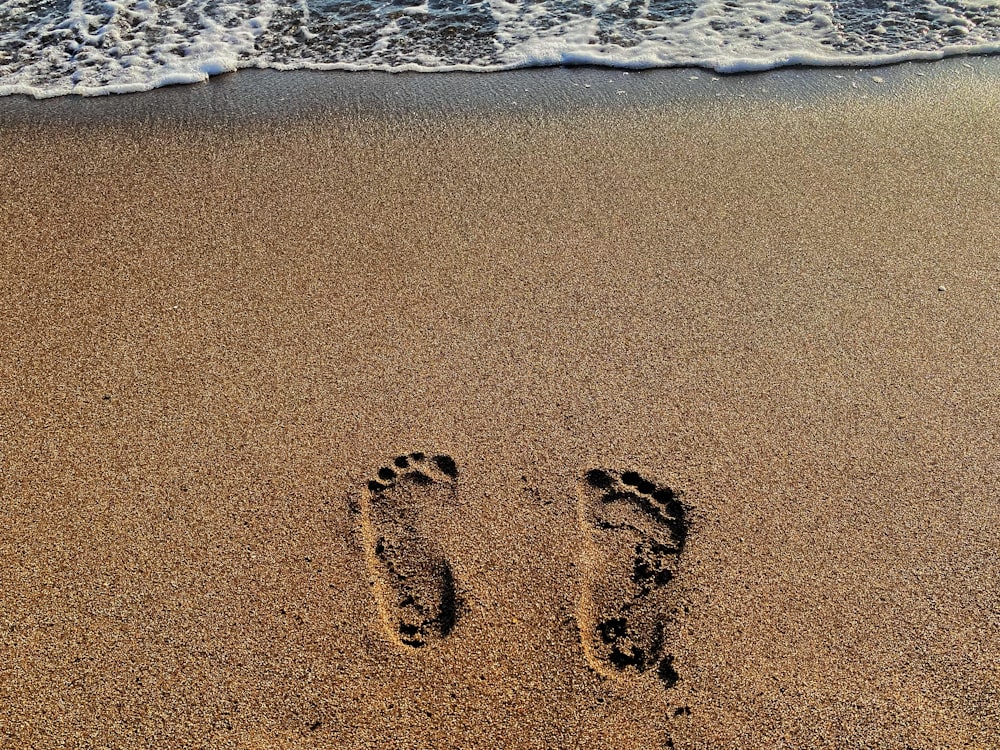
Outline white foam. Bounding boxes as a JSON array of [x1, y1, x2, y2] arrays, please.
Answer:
[[0, 0, 998, 97]]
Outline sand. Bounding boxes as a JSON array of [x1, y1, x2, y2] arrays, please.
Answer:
[[1, 59, 999, 748]]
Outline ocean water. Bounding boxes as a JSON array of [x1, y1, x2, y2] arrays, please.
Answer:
[[1, 0, 998, 97]]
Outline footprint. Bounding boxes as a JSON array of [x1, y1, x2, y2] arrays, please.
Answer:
[[577, 468, 689, 687], [358, 452, 461, 649]]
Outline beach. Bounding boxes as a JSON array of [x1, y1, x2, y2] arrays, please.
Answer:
[[1, 59, 999, 748]]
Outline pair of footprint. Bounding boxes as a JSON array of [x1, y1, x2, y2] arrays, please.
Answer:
[[357, 452, 689, 688]]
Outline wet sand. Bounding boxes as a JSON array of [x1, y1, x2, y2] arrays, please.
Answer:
[[1, 60, 999, 748]]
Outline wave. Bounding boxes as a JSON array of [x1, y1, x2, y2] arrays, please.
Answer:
[[1, 0, 998, 97]]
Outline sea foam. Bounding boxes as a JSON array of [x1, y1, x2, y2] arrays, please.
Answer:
[[1, 0, 998, 97]]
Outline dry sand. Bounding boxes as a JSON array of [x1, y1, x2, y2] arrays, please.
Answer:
[[1, 61, 999, 748]]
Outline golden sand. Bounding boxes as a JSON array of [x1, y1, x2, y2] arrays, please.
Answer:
[[1, 68, 998, 748]]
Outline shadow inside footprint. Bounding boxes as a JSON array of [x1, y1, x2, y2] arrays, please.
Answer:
[[361, 452, 462, 649], [579, 468, 689, 687]]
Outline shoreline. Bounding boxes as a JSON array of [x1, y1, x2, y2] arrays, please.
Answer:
[[1, 54, 998, 127], [2, 53, 999, 748]]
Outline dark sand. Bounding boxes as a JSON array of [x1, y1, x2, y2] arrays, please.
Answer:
[[1, 59, 999, 748]]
